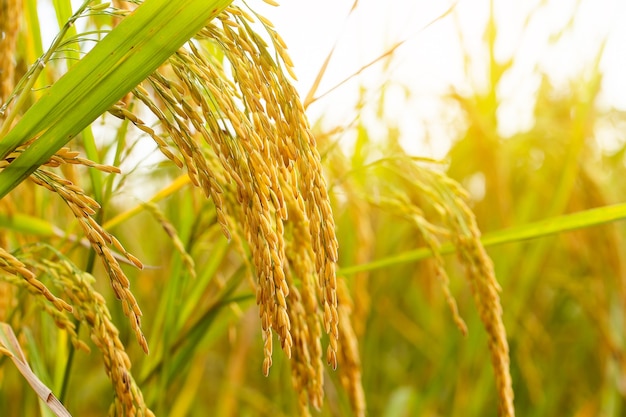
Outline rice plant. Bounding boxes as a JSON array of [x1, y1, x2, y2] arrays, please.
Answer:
[[1, 0, 345, 415], [1, 0, 624, 416]]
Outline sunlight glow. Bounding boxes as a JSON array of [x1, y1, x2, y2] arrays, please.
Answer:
[[265, 0, 626, 157]]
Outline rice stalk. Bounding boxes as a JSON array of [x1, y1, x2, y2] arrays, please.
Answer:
[[0, 0, 22, 105], [2, 1, 348, 413], [385, 156, 514, 416], [119, 5, 345, 411], [346, 199, 374, 339], [26, 165, 148, 354], [0, 322, 72, 417], [16, 247, 154, 417], [141, 201, 196, 279]]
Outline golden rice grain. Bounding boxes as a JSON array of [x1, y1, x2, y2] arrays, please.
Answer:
[[261, 0, 280, 6], [29, 169, 148, 354], [0, 247, 71, 313], [14, 4, 351, 414], [256, 14, 275, 29], [40, 258, 155, 416]]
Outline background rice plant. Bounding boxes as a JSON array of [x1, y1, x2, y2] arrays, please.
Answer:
[[1, 0, 625, 416]]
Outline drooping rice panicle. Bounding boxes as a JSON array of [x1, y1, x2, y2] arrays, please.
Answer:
[[29, 169, 148, 354], [370, 156, 513, 416], [17, 250, 154, 417], [109, 6, 345, 411], [2, 2, 347, 413], [0, 246, 71, 313], [284, 185, 324, 411], [336, 279, 366, 417]]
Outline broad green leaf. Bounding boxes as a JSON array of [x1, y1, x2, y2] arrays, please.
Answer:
[[0, 0, 232, 198], [0, 212, 59, 236]]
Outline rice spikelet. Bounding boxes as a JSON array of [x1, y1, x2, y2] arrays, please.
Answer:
[[370, 156, 514, 416], [29, 169, 148, 354], [18, 249, 154, 417], [120, 6, 345, 411], [0, 246, 71, 313]]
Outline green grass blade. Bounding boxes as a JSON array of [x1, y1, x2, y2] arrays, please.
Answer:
[[52, 0, 78, 53], [139, 267, 249, 385], [0, 0, 232, 198], [81, 126, 103, 203], [24, 0, 44, 64], [0, 213, 60, 236], [340, 202, 626, 275]]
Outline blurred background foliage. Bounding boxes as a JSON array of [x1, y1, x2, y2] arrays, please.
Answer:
[[1, 0, 626, 416], [312, 0, 626, 415]]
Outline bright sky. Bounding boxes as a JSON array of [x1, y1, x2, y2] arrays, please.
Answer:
[[40, 0, 626, 160], [257, 0, 626, 158]]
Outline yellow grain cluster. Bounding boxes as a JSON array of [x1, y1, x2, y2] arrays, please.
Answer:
[[0, 246, 71, 313], [26, 158, 148, 355], [1, 2, 349, 413], [375, 193, 469, 335], [415, 168, 514, 416], [371, 157, 514, 417], [455, 220, 514, 417], [49, 147, 123, 174], [336, 280, 366, 417], [20, 250, 154, 417], [110, 5, 344, 411], [283, 189, 325, 413]]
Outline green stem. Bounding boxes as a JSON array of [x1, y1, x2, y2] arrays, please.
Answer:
[[58, 322, 79, 403]]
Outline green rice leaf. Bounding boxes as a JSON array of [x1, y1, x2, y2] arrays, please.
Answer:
[[340, 202, 626, 275], [0, 0, 232, 198], [0, 212, 59, 236]]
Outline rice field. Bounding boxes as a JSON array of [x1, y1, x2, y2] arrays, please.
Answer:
[[0, 1, 624, 416]]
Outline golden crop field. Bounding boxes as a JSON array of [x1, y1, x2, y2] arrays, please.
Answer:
[[0, 1, 624, 416]]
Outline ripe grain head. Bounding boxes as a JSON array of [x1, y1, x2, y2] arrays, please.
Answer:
[[19, 250, 153, 416], [378, 156, 514, 416], [124, 5, 346, 411], [29, 168, 148, 354]]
